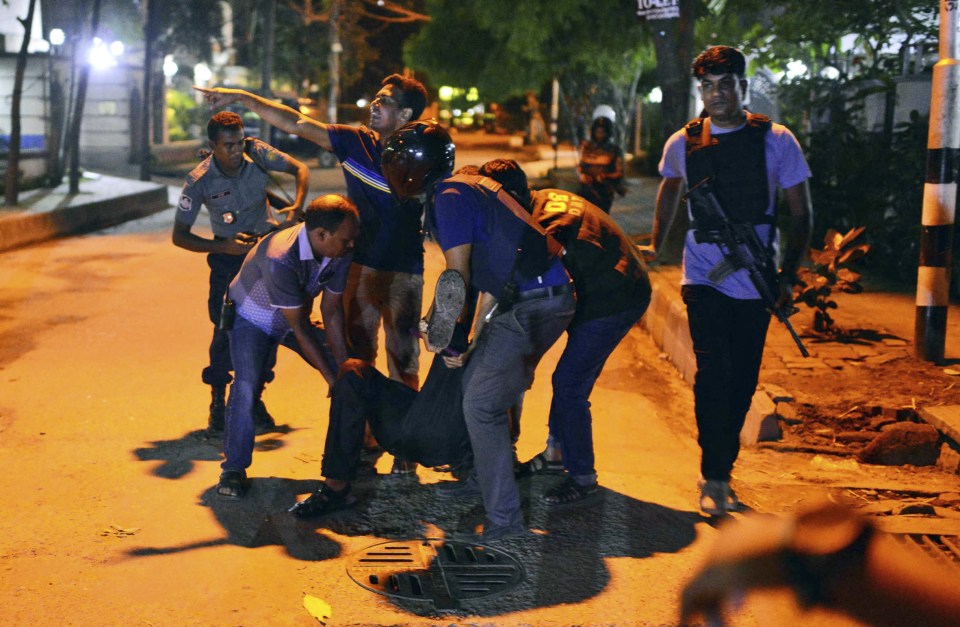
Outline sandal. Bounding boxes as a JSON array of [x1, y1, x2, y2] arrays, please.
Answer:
[[515, 453, 565, 477], [216, 470, 248, 499], [542, 477, 598, 505], [289, 483, 357, 519], [390, 458, 418, 476]]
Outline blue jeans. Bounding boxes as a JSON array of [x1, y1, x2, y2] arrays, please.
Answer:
[[222, 315, 336, 472], [462, 292, 575, 529], [548, 304, 648, 483], [202, 253, 276, 387]]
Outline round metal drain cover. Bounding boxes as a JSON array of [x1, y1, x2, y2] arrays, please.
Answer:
[[346, 538, 523, 607]]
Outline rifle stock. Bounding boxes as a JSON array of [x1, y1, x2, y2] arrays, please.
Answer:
[[684, 177, 809, 358]]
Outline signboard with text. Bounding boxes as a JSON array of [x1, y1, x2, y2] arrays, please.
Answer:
[[636, 0, 680, 20]]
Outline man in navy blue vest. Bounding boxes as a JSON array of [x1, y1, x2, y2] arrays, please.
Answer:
[[647, 46, 813, 516], [382, 122, 575, 543]]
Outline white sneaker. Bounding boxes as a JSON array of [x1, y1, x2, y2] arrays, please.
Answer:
[[697, 478, 744, 516]]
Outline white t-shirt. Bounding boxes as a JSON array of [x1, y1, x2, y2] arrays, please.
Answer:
[[659, 118, 811, 299]]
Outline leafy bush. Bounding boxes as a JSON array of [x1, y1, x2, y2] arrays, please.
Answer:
[[779, 77, 926, 290], [796, 227, 870, 334], [166, 88, 202, 142]]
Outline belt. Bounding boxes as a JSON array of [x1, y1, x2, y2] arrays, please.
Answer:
[[515, 282, 574, 303]]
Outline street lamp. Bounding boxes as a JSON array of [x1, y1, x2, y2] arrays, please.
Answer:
[[88, 37, 123, 70]]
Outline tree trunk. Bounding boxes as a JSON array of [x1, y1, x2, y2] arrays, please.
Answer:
[[5, 0, 38, 207], [651, 0, 696, 153], [67, 0, 102, 195], [139, 0, 156, 181]]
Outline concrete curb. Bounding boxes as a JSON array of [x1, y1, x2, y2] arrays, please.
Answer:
[[0, 175, 169, 253]]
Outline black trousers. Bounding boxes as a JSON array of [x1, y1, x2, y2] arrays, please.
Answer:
[[322, 355, 469, 481], [681, 285, 770, 481]]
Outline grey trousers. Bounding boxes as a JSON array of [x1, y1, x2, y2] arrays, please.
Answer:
[[462, 292, 575, 529]]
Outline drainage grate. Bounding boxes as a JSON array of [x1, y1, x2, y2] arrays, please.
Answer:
[[893, 534, 960, 569], [346, 538, 524, 608]]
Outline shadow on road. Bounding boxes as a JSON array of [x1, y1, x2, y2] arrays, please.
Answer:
[[127, 471, 701, 616], [132, 427, 295, 479]]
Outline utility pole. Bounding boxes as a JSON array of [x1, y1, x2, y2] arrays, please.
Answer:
[[68, 0, 102, 194], [139, 0, 155, 182], [915, 0, 960, 363]]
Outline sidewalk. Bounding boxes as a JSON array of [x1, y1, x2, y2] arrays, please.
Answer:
[[0, 173, 169, 253]]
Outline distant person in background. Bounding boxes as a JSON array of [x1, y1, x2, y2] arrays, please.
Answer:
[[523, 91, 549, 145], [577, 112, 625, 213], [172, 111, 309, 435], [682, 501, 960, 626]]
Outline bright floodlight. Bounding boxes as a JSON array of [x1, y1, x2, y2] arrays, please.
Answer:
[[357, 98, 369, 108], [647, 87, 663, 104], [109, 40, 124, 56], [194, 62, 213, 85], [786, 60, 808, 80], [163, 54, 179, 78], [88, 38, 116, 69], [49, 28, 65, 46]]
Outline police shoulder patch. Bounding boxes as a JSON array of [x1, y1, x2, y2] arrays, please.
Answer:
[[178, 194, 193, 212]]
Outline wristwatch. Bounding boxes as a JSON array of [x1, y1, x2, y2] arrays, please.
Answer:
[[781, 503, 875, 607]]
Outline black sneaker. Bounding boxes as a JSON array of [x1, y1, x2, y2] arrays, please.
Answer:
[[426, 269, 466, 353], [289, 483, 357, 518]]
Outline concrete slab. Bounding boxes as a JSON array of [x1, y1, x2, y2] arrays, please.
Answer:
[[0, 174, 169, 252], [919, 405, 960, 444]]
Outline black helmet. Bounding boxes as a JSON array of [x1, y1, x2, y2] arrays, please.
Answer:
[[381, 121, 455, 199]]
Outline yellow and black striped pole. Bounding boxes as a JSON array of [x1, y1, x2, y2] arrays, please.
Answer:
[[917, 0, 960, 363]]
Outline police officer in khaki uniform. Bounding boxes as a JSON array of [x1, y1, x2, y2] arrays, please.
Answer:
[[173, 111, 309, 434]]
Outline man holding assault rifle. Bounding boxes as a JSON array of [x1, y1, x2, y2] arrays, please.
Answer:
[[644, 45, 813, 516]]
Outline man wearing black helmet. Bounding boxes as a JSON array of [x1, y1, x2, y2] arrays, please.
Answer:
[[382, 121, 576, 543]]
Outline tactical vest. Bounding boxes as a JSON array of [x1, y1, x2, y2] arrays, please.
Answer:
[[685, 112, 771, 229], [441, 174, 563, 297]]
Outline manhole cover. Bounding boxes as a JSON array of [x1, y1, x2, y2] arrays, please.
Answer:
[[346, 538, 524, 608], [893, 533, 960, 569]]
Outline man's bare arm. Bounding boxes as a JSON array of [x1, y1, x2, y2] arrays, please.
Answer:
[[318, 290, 349, 366], [779, 181, 813, 281], [273, 155, 310, 225], [195, 86, 333, 151], [650, 176, 685, 256], [171, 221, 254, 255], [281, 305, 337, 387]]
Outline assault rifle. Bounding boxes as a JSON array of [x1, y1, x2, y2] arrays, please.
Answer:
[[684, 177, 809, 358]]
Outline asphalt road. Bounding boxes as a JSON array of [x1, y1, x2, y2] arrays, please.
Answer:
[[0, 148, 844, 625]]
